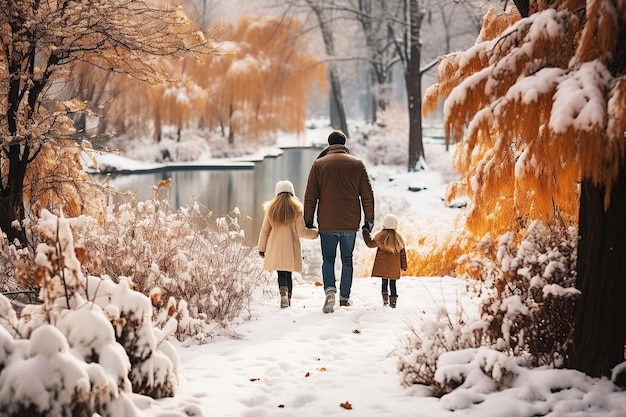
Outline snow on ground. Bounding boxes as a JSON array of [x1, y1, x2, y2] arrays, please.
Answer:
[[113, 128, 626, 417], [136, 277, 626, 417], [148, 277, 474, 417]]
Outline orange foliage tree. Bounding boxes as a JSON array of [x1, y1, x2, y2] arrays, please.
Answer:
[[0, 0, 220, 246], [184, 15, 327, 143], [424, 1, 626, 381], [99, 15, 327, 144]]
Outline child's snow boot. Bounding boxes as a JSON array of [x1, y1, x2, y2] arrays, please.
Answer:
[[389, 295, 398, 309], [279, 286, 289, 309], [382, 292, 389, 307]]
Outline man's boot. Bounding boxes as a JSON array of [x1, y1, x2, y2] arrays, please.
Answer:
[[382, 292, 389, 307], [323, 290, 336, 313], [389, 295, 398, 309], [280, 286, 289, 309]]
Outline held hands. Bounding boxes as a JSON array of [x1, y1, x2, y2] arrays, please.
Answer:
[[362, 220, 374, 232]]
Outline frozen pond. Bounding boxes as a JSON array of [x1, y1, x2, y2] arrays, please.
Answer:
[[93, 147, 321, 244]]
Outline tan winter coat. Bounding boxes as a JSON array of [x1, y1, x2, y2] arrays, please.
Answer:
[[258, 213, 318, 272], [362, 229, 407, 279], [304, 145, 374, 232]]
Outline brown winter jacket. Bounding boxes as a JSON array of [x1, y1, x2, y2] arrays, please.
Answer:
[[258, 213, 318, 272], [304, 145, 374, 232], [362, 229, 407, 279]]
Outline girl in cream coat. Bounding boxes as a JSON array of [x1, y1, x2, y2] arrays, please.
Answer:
[[258, 180, 318, 308]]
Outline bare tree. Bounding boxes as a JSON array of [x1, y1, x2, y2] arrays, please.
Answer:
[[303, 0, 351, 135], [386, 0, 427, 171], [268, 0, 485, 152], [340, 0, 402, 123], [0, 0, 218, 246], [339, 0, 483, 170]]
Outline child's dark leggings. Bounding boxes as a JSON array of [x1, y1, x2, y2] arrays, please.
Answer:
[[381, 279, 397, 297], [277, 270, 293, 294]]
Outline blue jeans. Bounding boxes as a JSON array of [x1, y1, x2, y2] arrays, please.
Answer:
[[320, 231, 356, 299]]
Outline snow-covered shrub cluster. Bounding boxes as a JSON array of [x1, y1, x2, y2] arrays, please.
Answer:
[[398, 221, 579, 394], [397, 299, 485, 396], [83, 275, 178, 398], [70, 192, 266, 343], [0, 230, 32, 293], [434, 348, 523, 406], [109, 127, 262, 165], [479, 221, 579, 367], [0, 322, 137, 417], [0, 209, 179, 416]]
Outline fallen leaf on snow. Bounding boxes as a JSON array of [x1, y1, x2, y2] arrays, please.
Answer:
[[340, 401, 352, 410]]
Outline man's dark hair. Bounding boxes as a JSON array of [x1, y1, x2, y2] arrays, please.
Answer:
[[328, 130, 347, 145]]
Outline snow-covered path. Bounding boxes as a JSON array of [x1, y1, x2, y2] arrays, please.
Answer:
[[151, 277, 473, 417]]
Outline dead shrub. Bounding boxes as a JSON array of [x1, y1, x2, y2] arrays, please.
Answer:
[[70, 191, 266, 342]]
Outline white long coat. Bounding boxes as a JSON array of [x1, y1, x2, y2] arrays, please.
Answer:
[[258, 214, 318, 272]]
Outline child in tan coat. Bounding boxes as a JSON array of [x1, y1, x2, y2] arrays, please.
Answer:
[[258, 180, 318, 308], [362, 214, 407, 308]]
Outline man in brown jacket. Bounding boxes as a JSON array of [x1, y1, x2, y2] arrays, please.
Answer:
[[304, 130, 375, 313]]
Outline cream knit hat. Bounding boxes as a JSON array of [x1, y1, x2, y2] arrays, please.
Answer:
[[382, 214, 399, 230], [275, 180, 295, 196]]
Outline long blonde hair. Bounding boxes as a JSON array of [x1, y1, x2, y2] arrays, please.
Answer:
[[264, 193, 303, 226], [372, 229, 405, 254]]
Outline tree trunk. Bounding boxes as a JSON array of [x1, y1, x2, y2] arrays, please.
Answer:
[[0, 145, 29, 246], [353, 0, 390, 125], [306, 0, 349, 136], [569, 164, 626, 383], [406, 0, 425, 172], [328, 64, 349, 136], [372, 68, 391, 124], [228, 103, 235, 145]]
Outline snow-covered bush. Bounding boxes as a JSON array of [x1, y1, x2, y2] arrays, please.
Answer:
[[479, 221, 579, 367], [69, 190, 266, 343], [0, 322, 139, 417], [0, 229, 33, 293], [0, 324, 93, 416], [0, 294, 18, 337], [365, 107, 409, 166], [107, 127, 261, 164], [84, 275, 178, 398], [397, 299, 486, 396], [398, 221, 579, 394], [438, 348, 521, 394], [0, 209, 182, 415], [39, 209, 177, 398], [434, 347, 524, 409]]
